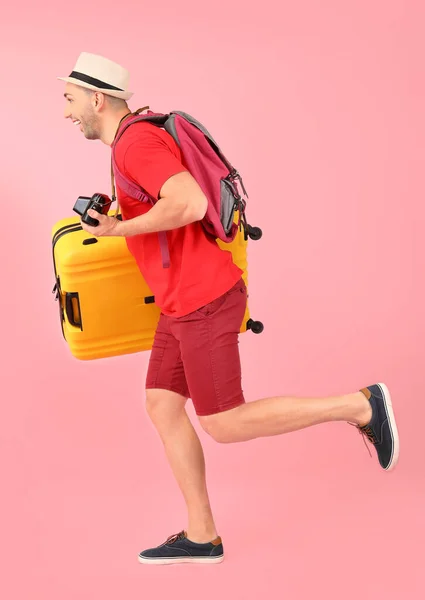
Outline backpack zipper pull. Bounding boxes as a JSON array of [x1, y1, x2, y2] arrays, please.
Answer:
[[230, 169, 249, 198]]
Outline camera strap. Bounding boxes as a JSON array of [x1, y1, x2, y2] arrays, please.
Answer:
[[110, 159, 119, 217]]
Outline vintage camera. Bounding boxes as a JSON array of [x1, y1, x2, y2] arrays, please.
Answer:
[[73, 193, 112, 227]]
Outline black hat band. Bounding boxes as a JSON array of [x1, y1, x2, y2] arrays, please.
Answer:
[[69, 71, 124, 92]]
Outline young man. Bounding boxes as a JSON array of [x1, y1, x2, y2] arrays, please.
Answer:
[[59, 52, 400, 565]]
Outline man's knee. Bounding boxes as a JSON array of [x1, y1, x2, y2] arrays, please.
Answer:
[[199, 414, 233, 444], [145, 389, 188, 424]]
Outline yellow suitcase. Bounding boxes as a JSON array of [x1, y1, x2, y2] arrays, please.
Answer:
[[51, 214, 264, 361]]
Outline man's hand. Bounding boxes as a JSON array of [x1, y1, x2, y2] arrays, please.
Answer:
[[80, 209, 123, 237]]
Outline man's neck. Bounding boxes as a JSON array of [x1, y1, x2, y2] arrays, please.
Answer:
[[103, 109, 132, 146]]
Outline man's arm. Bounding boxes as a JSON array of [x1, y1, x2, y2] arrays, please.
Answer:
[[116, 171, 208, 237], [83, 130, 208, 239]]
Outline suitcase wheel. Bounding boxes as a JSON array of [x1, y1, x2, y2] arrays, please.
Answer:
[[247, 225, 262, 241], [246, 319, 264, 334]]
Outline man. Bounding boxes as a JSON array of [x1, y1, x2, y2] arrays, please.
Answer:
[[59, 52, 400, 565]]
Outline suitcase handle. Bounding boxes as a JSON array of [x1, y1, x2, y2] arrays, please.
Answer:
[[65, 292, 82, 330]]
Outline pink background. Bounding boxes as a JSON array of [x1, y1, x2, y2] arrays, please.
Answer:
[[1, 0, 423, 598]]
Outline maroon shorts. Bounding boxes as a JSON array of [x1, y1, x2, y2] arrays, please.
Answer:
[[146, 278, 247, 416]]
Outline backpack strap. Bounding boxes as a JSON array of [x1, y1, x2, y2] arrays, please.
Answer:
[[110, 108, 171, 269], [114, 112, 169, 146], [111, 108, 168, 204], [110, 107, 151, 208]]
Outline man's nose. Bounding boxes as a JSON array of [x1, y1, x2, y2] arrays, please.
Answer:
[[64, 106, 71, 119]]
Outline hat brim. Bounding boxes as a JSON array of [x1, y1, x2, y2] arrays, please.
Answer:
[[57, 76, 133, 100]]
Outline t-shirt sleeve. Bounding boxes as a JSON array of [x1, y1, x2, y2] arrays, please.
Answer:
[[122, 128, 188, 200]]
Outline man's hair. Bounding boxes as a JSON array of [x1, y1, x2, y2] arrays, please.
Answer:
[[81, 87, 128, 111]]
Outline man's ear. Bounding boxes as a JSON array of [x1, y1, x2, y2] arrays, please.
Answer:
[[93, 92, 106, 110]]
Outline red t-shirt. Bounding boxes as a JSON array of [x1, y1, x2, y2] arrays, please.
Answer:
[[112, 121, 243, 318]]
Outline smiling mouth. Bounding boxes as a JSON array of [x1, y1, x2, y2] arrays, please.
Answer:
[[72, 119, 81, 126]]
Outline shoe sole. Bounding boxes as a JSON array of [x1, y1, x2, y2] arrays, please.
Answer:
[[377, 382, 400, 471], [138, 555, 224, 565]]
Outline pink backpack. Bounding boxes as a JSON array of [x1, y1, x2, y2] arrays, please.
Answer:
[[111, 108, 262, 268]]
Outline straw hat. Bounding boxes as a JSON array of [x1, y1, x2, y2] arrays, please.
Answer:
[[57, 52, 133, 100]]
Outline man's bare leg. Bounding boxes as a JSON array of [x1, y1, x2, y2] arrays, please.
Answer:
[[198, 390, 373, 443], [146, 389, 218, 543]]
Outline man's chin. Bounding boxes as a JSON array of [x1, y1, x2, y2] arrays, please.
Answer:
[[83, 130, 99, 141]]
